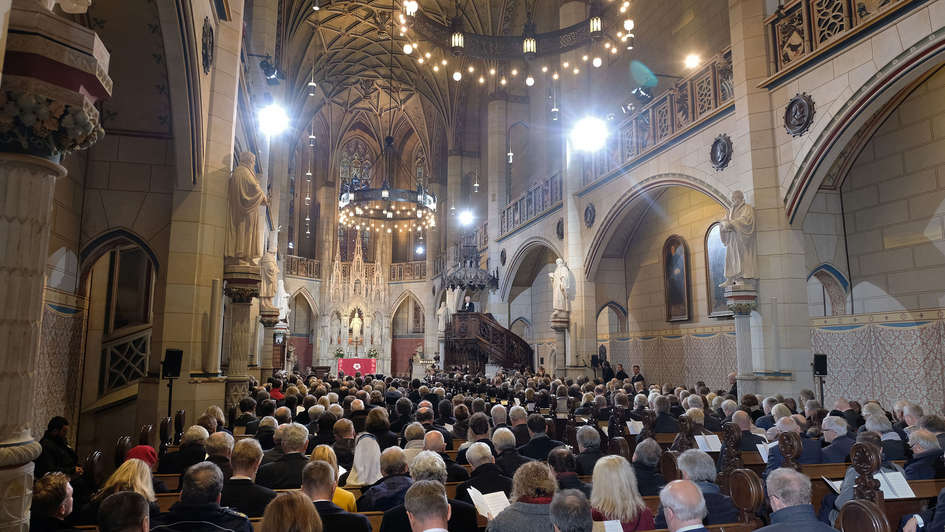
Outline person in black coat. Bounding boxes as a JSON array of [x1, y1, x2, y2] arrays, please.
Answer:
[[389, 397, 414, 436], [574, 426, 605, 476], [614, 363, 629, 381], [548, 447, 591, 498], [632, 438, 666, 496], [95, 492, 152, 532], [457, 413, 497, 465], [220, 439, 277, 518], [517, 413, 565, 461], [255, 424, 310, 489], [652, 396, 681, 433], [151, 462, 252, 532], [423, 430, 469, 482], [493, 427, 534, 478], [630, 365, 646, 386], [460, 295, 475, 312], [417, 407, 454, 450], [332, 418, 356, 470], [820, 416, 856, 463], [379, 450, 478, 532], [903, 484, 945, 532], [717, 412, 767, 470], [233, 397, 257, 431], [30, 471, 81, 531], [35, 417, 81, 479], [904, 430, 945, 480], [654, 450, 739, 528], [455, 442, 513, 505], [157, 426, 209, 475], [601, 361, 615, 382], [365, 408, 400, 451]]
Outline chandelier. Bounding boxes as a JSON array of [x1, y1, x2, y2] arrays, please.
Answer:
[[338, 14, 437, 236]]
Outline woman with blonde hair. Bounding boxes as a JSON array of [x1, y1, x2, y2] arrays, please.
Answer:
[[487, 461, 557, 532], [204, 405, 227, 432], [76, 458, 158, 524], [590, 455, 654, 531], [309, 444, 357, 511], [260, 491, 322, 532]]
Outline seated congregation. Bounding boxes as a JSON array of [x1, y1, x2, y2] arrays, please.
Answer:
[[29, 370, 945, 531]]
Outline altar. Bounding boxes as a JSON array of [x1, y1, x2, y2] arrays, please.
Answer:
[[337, 357, 377, 375]]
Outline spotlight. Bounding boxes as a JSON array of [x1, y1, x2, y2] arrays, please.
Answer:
[[403, 43, 413, 54], [684, 54, 701, 69], [592, 57, 602, 68], [631, 86, 653, 104], [258, 102, 289, 136], [416, 244, 425, 255], [541, 66, 548, 73], [468, 65, 475, 73], [259, 56, 281, 85], [525, 75, 535, 86], [478, 76, 485, 84], [403, 0, 419, 16], [458, 210, 474, 227], [624, 18, 634, 31], [453, 71, 462, 81], [570, 116, 608, 152]]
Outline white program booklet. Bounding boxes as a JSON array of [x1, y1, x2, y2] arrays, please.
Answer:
[[601, 425, 609, 436], [337, 465, 347, 477], [756, 441, 778, 463], [444, 423, 454, 433], [466, 487, 510, 519], [592, 521, 623, 532], [695, 434, 723, 452], [626, 420, 644, 435], [821, 471, 915, 499]]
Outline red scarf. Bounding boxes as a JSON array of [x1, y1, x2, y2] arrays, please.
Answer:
[[518, 496, 553, 504]]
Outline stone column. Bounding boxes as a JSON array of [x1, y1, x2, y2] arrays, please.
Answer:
[[726, 283, 758, 395], [0, 3, 110, 529], [202, 278, 223, 375], [550, 313, 569, 373], [259, 307, 279, 379], [223, 265, 259, 411]]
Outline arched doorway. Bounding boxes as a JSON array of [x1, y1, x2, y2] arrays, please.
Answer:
[[391, 292, 424, 376], [288, 292, 317, 370], [502, 238, 562, 368], [596, 302, 628, 369]]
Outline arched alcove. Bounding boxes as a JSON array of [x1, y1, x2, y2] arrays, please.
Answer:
[[390, 291, 424, 376]]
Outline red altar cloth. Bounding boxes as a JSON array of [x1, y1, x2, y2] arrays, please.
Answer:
[[337, 358, 376, 375]]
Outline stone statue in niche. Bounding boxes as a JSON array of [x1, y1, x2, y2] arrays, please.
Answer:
[[436, 301, 449, 334], [275, 280, 290, 322], [225, 151, 268, 265], [719, 190, 758, 287], [363, 317, 372, 346], [549, 258, 571, 317], [350, 313, 363, 341], [259, 251, 279, 310]]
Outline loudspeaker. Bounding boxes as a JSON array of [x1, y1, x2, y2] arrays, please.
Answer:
[[813, 353, 827, 376], [162, 349, 183, 379], [591, 355, 600, 368]]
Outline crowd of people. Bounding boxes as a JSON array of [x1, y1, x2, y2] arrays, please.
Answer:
[[28, 366, 945, 531]]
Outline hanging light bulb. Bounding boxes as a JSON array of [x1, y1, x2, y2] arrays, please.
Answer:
[[592, 57, 602, 68], [525, 75, 535, 86], [589, 1, 603, 39], [403, 0, 418, 17], [307, 79, 317, 96], [450, 18, 465, 55], [453, 71, 462, 81], [305, 170, 312, 181], [403, 43, 413, 55], [624, 18, 635, 31], [478, 76, 485, 84]]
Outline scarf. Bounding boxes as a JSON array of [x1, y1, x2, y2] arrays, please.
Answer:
[[518, 496, 553, 504]]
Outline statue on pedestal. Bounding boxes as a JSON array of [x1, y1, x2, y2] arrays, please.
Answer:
[[350, 314, 363, 342], [549, 258, 571, 318], [275, 280, 290, 322], [225, 151, 268, 265], [719, 190, 758, 287], [259, 251, 279, 310]]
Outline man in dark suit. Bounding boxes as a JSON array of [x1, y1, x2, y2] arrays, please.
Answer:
[[379, 451, 478, 532], [455, 442, 512, 505], [255, 423, 309, 489], [157, 425, 209, 475], [905, 429, 945, 480], [493, 427, 533, 478], [301, 460, 371, 532], [632, 438, 666, 496], [517, 413, 565, 461], [630, 365, 646, 387], [245, 399, 275, 435], [423, 430, 469, 482], [614, 363, 629, 381], [332, 418, 356, 470], [417, 406, 454, 450], [755, 468, 837, 532], [763, 418, 823, 478], [653, 396, 681, 433], [389, 397, 414, 436], [820, 416, 855, 463], [460, 295, 475, 312], [655, 451, 738, 528], [404, 481, 457, 532], [206, 432, 234, 480], [574, 426, 604, 476], [357, 447, 413, 512], [659, 480, 710, 532], [548, 446, 591, 497], [509, 406, 531, 447], [903, 485, 945, 531], [457, 413, 497, 465], [151, 462, 252, 532], [220, 439, 276, 518]]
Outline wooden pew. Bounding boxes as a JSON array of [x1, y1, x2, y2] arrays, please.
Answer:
[[156, 492, 178, 512], [154, 473, 180, 492]]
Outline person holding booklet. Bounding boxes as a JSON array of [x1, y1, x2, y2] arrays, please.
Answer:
[[485, 461, 557, 532], [455, 442, 513, 507], [821, 431, 905, 524]]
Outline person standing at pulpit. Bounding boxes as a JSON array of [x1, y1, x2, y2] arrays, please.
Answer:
[[460, 295, 475, 312]]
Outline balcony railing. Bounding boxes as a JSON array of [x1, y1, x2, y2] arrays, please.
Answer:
[[390, 261, 427, 281], [433, 256, 446, 276], [500, 172, 563, 236], [764, 0, 913, 82], [285, 255, 321, 279], [100, 328, 150, 395], [583, 48, 734, 188], [476, 222, 488, 250]]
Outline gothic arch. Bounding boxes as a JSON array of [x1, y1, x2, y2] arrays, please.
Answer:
[[584, 174, 731, 280], [807, 263, 849, 316], [509, 317, 533, 341], [390, 289, 425, 319], [785, 34, 945, 225], [79, 227, 160, 282], [290, 286, 319, 318], [499, 236, 563, 302]]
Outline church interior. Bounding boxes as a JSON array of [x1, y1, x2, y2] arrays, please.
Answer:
[[7, 0, 945, 530]]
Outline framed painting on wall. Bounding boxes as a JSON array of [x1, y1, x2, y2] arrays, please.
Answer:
[[705, 222, 733, 318], [663, 235, 691, 322]]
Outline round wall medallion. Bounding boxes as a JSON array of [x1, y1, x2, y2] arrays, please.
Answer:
[[500, 248, 507, 266], [584, 203, 596, 228], [201, 17, 215, 75], [710, 134, 733, 171], [555, 218, 564, 240], [784, 92, 815, 137]]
